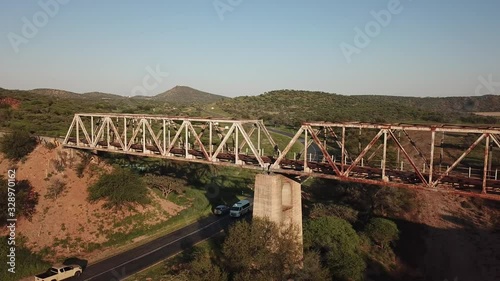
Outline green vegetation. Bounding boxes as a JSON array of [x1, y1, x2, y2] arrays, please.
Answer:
[[88, 167, 151, 209], [364, 218, 399, 249], [304, 216, 366, 281], [360, 218, 400, 273], [103, 186, 211, 248], [0, 129, 38, 160], [185, 250, 228, 281], [144, 174, 186, 199], [295, 251, 332, 281], [0, 236, 50, 281], [0, 86, 494, 280], [0, 177, 39, 226], [108, 165, 408, 281], [221, 219, 303, 280], [75, 151, 93, 177], [76, 158, 257, 259], [74, 186, 210, 261], [268, 131, 303, 155], [126, 238, 219, 281], [308, 203, 359, 224], [371, 187, 417, 217], [301, 178, 411, 279], [218, 90, 500, 126], [0, 88, 189, 136], [304, 179, 417, 218], [101, 154, 256, 207], [1, 87, 498, 138], [132, 219, 329, 281], [99, 165, 410, 281]]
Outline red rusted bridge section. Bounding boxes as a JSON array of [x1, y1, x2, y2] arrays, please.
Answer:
[[63, 113, 500, 201]]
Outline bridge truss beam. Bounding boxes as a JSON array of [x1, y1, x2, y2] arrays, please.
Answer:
[[63, 113, 277, 168], [272, 122, 500, 200], [63, 115, 500, 200]]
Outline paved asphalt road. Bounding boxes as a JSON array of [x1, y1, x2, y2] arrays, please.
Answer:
[[72, 215, 233, 281]]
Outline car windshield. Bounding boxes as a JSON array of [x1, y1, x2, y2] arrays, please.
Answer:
[[50, 268, 58, 273], [216, 206, 226, 210], [230, 206, 240, 211]]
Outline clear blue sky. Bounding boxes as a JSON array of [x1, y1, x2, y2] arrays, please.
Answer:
[[1, 0, 499, 97]]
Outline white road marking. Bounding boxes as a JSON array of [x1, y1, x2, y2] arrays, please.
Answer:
[[83, 216, 227, 281]]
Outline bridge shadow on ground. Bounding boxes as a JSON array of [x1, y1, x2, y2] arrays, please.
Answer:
[[155, 161, 255, 211], [63, 257, 88, 270], [393, 215, 500, 281], [109, 153, 255, 214], [302, 178, 500, 281]]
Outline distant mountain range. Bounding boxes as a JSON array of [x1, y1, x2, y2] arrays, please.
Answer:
[[29, 88, 125, 99], [26, 86, 228, 104], [2, 86, 500, 115], [1, 86, 498, 138]]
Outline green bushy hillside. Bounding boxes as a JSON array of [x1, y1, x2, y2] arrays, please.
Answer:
[[215, 90, 500, 126], [0, 87, 498, 137]]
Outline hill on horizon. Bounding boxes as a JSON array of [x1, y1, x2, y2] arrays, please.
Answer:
[[29, 88, 81, 99], [23, 86, 229, 104], [152, 85, 229, 104]]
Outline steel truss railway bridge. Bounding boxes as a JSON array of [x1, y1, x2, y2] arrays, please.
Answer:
[[63, 113, 500, 201]]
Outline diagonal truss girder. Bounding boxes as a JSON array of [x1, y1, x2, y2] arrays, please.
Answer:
[[63, 113, 275, 168], [63, 115, 500, 201]]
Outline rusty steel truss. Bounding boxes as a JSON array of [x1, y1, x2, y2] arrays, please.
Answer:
[[63, 113, 277, 167], [272, 122, 500, 200], [63, 114, 500, 201]]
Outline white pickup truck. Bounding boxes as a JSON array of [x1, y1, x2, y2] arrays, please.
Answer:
[[34, 265, 82, 281]]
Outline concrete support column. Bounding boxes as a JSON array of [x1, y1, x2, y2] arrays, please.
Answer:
[[253, 174, 303, 245]]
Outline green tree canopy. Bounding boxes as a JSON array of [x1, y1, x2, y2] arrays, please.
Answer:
[[222, 218, 304, 280], [0, 176, 39, 226], [294, 251, 331, 281], [309, 203, 359, 224], [304, 216, 366, 281], [143, 174, 186, 199], [364, 218, 399, 249], [0, 129, 38, 160], [186, 250, 228, 281], [87, 167, 150, 209]]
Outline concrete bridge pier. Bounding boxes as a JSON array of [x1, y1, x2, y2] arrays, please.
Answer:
[[253, 173, 303, 245]]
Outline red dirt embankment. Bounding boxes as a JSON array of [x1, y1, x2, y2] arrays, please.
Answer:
[[0, 97, 21, 109], [0, 144, 183, 262]]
